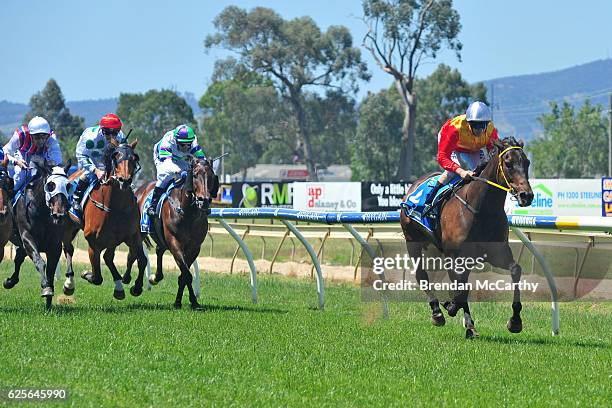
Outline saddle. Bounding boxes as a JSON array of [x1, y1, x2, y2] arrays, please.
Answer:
[[140, 178, 185, 234], [67, 180, 98, 223], [400, 174, 462, 235]]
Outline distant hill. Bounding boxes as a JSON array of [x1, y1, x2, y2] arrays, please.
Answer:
[[484, 59, 612, 140]]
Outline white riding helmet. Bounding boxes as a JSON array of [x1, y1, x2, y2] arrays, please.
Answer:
[[28, 116, 51, 135], [466, 101, 492, 122]]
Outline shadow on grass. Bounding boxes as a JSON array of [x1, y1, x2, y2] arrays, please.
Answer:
[[479, 334, 611, 349], [0, 302, 289, 315]]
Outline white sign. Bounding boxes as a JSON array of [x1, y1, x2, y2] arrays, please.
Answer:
[[505, 179, 602, 216], [293, 182, 361, 212]]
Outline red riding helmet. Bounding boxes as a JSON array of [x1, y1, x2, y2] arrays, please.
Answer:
[[100, 113, 123, 129]]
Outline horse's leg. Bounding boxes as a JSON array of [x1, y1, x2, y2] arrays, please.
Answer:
[[20, 233, 51, 298], [103, 247, 125, 300], [128, 235, 147, 297], [62, 240, 76, 295], [182, 267, 201, 310], [408, 241, 445, 326], [3, 246, 26, 289], [81, 246, 103, 285], [462, 301, 479, 339], [123, 249, 134, 285], [507, 260, 523, 333], [44, 245, 62, 310], [150, 246, 165, 285]]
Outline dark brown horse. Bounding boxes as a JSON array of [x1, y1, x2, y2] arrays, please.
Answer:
[[401, 137, 534, 338], [0, 163, 12, 267], [125, 158, 214, 309], [62, 141, 147, 299], [4, 160, 72, 309]]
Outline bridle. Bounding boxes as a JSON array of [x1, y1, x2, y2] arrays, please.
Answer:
[[452, 145, 525, 214], [92, 144, 140, 213]]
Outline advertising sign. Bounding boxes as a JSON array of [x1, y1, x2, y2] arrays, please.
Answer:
[[603, 177, 612, 217], [504, 179, 602, 216], [361, 182, 412, 211], [230, 182, 294, 208], [293, 182, 361, 211]]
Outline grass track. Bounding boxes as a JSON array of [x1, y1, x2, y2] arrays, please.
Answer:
[[0, 261, 610, 407]]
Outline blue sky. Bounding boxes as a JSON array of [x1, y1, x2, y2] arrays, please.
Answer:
[[2, 0, 612, 103]]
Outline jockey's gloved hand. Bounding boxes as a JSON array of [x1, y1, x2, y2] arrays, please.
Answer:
[[457, 168, 474, 180], [179, 170, 188, 179]]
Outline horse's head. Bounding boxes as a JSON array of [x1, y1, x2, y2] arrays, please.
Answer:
[[185, 157, 214, 212], [0, 160, 11, 217], [494, 137, 533, 207], [109, 140, 140, 190], [41, 162, 73, 224]]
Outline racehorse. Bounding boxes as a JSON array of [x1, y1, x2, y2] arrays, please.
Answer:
[[125, 157, 215, 310], [0, 163, 13, 267], [3, 159, 72, 309], [400, 137, 534, 338], [61, 141, 147, 300]]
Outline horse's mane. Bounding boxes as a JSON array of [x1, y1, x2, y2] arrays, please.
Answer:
[[500, 136, 522, 147]]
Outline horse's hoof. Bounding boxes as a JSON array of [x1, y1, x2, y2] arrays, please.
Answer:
[[149, 274, 163, 286], [431, 312, 446, 326], [41, 287, 54, 298], [45, 295, 53, 311], [130, 285, 143, 297], [190, 302, 204, 311], [81, 271, 102, 285], [3, 278, 18, 289], [507, 318, 523, 333], [63, 285, 75, 296], [122, 273, 132, 285], [442, 301, 459, 317], [173, 302, 182, 310], [465, 328, 479, 339], [113, 289, 126, 300]]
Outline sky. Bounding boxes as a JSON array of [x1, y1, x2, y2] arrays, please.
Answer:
[[2, 0, 612, 103]]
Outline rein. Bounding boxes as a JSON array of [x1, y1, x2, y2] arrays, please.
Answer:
[[454, 145, 524, 214]]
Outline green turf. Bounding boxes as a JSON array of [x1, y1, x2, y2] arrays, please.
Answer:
[[0, 261, 610, 407]]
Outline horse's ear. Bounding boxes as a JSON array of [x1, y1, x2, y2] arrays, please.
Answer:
[[129, 139, 138, 149], [517, 138, 525, 148], [493, 138, 504, 150], [63, 159, 72, 174]]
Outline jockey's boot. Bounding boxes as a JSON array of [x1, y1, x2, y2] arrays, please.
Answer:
[[71, 178, 89, 213], [422, 181, 443, 217], [147, 187, 165, 217]]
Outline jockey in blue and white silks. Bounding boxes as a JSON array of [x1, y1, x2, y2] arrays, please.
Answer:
[[147, 125, 206, 216], [71, 113, 127, 212], [3, 116, 63, 192]]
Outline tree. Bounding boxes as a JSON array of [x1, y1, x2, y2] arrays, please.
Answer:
[[350, 90, 403, 180], [363, 0, 462, 180], [529, 101, 607, 178], [117, 90, 196, 182], [25, 79, 85, 162], [205, 6, 370, 180], [200, 59, 280, 179], [411, 64, 487, 175]]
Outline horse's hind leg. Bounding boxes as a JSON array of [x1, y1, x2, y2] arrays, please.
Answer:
[[462, 301, 479, 339], [81, 246, 103, 285], [151, 246, 165, 285], [408, 241, 445, 326], [123, 249, 135, 285], [507, 261, 523, 333], [127, 236, 147, 298], [44, 245, 62, 310], [103, 247, 125, 300], [3, 246, 26, 289]]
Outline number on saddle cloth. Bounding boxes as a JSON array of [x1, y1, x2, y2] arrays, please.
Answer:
[[140, 178, 184, 233], [400, 174, 461, 226]]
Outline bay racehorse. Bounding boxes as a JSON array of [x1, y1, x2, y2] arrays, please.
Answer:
[[401, 137, 534, 338], [0, 164, 13, 267], [125, 157, 215, 309], [62, 141, 147, 300], [4, 160, 72, 309]]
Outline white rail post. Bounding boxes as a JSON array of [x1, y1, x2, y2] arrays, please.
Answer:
[[193, 260, 200, 298], [143, 242, 152, 291], [511, 227, 560, 336], [343, 224, 389, 319], [218, 219, 258, 304], [281, 219, 325, 310]]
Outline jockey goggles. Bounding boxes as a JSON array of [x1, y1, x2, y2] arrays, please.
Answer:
[[469, 121, 489, 133], [102, 128, 121, 137]]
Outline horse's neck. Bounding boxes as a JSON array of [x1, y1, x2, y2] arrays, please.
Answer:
[[463, 153, 506, 213]]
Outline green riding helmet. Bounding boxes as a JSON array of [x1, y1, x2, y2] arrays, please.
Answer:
[[173, 125, 196, 144]]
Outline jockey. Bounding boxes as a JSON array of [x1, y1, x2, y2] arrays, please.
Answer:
[[147, 124, 206, 216], [422, 101, 499, 211], [72, 113, 127, 212], [3, 116, 63, 194]]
